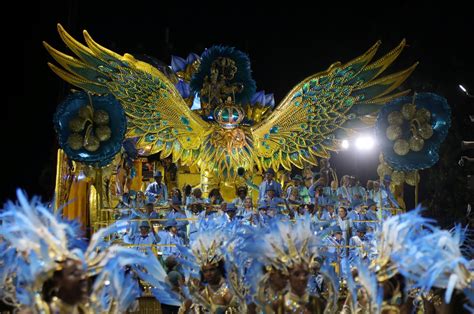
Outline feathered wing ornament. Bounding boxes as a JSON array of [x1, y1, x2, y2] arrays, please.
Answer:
[[44, 24, 211, 164], [251, 40, 417, 171], [45, 25, 417, 177]]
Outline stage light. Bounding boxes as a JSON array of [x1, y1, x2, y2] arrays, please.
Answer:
[[459, 84, 473, 98], [355, 136, 375, 150], [341, 139, 349, 149]]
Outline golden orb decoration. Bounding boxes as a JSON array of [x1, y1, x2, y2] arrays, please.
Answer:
[[419, 124, 434, 139], [96, 125, 111, 141], [93, 110, 110, 125], [415, 108, 431, 123], [391, 171, 406, 185], [401, 103, 416, 120], [84, 135, 100, 152], [393, 139, 409, 155], [377, 163, 393, 178], [405, 171, 420, 186], [388, 111, 404, 125], [78, 106, 92, 119], [409, 136, 424, 152], [69, 117, 86, 132], [67, 133, 83, 150], [386, 125, 402, 141]]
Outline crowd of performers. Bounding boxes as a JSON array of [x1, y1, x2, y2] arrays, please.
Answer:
[[1, 169, 473, 313], [116, 166, 399, 265]]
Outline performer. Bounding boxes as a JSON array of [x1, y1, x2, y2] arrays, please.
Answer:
[[337, 206, 353, 254], [364, 199, 380, 231], [166, 197, 189, 242], [318, 158, 336, 186], [308, 176, 326, 204], [158, 218, 184, 259], [208, 188, 224, 205], [244, 220, 327, 313], [348, 199, 367, 230], [323, 200, 338, 221], [349, 225, 368, 262], [324, 180, 339, 204], [0, 190, 159, 314], [302, 166, 314, 188], [178, 228, 240, 313], [369, 180, 388, 208], [223, 203, 239, 222], [132, 221, 159, 254], [258, 168, 282, 201], [286, 174, 311, 204], [116, 156, 133, 197], [349, 176, 366, 201], [145, 171, 168, 203], [232, 185, 248, 208]]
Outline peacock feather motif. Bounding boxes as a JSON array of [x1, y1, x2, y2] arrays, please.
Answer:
[[45, 24, 417, 178]]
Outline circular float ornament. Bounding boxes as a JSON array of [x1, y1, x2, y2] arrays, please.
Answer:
[[375, 93, 451, 171], [54, 91, 126, 167]]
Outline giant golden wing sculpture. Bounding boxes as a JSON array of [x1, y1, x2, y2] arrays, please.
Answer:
[[44, 24, 211, 165], [251, 40, 418, 171]]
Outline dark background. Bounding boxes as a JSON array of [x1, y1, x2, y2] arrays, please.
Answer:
[[3, 0, 473, 226]]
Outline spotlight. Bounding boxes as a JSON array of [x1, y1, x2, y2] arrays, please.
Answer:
[[355, 136, 375, 150], [459, 84, 473, 98], [341, 139, 349, 149]]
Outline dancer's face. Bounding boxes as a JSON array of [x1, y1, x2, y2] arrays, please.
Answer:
[[288, 263, 309, 296]]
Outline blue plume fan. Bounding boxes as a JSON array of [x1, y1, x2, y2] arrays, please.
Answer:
[[190, 46, 256, 104]]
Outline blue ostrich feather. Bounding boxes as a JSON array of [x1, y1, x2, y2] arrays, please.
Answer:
[[251, 90, 275, 108], [356, 261, 383, 313], [244, 259, 264, 298], [55, 209, 88, 251], [132, 252, 182, 306], [171, 55, 187, 73], [90, 247, 149, 313], [385, 208, 471, 304], [319, 262, 340, 312], [345, 263, 358, 311], [171, 53, 200, 73], [176, 80, 191, 98], [190, 46, 256, 104]]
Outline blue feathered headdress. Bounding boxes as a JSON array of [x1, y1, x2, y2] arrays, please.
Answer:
[[0, 189, 150, 313], [190, 46, 256, 104]]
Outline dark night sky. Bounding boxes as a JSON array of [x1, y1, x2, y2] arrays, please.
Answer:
[[2, 0, 473, 206]]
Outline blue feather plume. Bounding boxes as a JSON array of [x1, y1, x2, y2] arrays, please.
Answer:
[[190, 46, 256, 104]]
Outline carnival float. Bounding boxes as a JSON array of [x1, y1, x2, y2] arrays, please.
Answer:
[[1, 23, 470, 314]]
